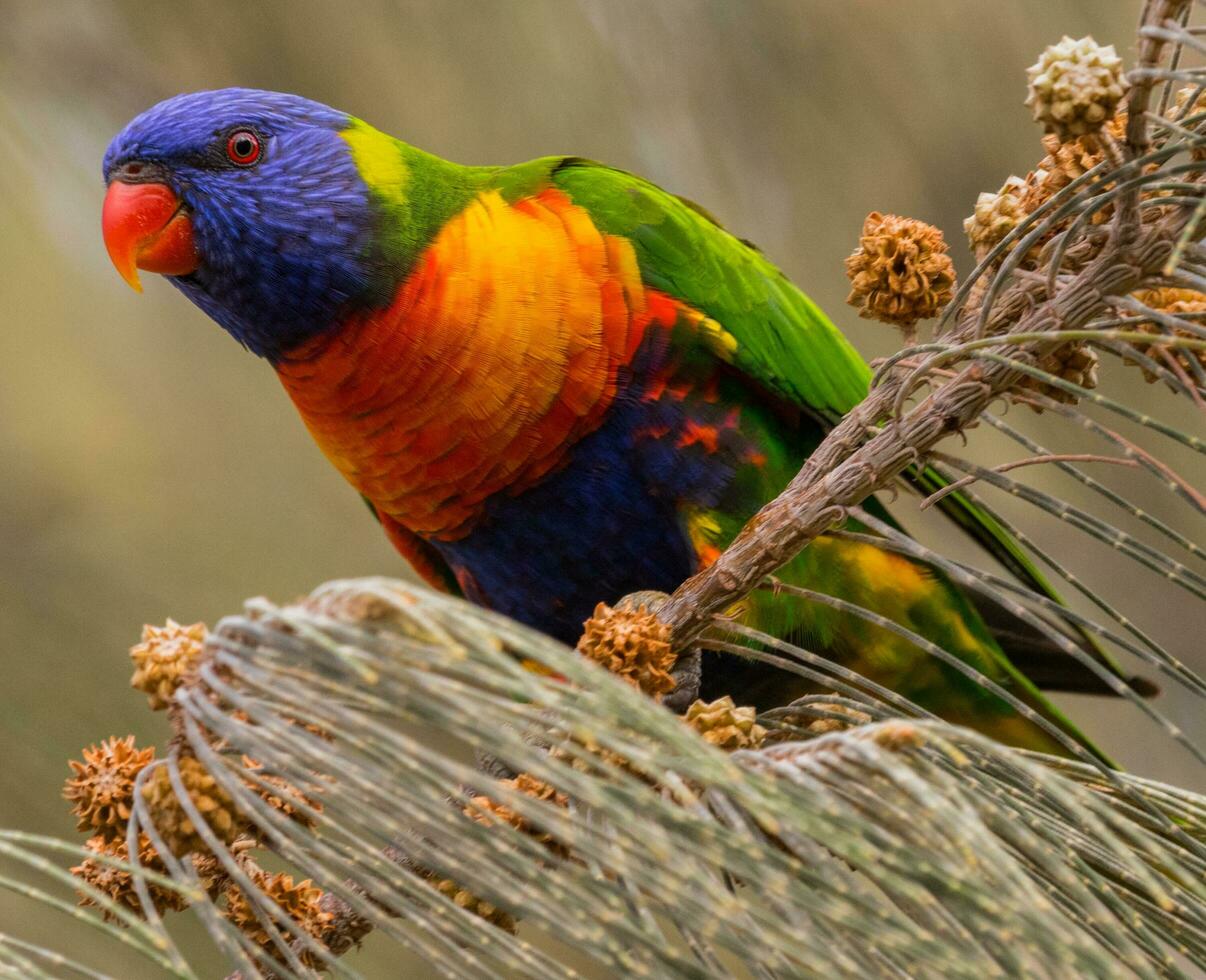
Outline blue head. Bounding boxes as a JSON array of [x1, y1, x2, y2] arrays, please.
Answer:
[[103, 88, 391, 360]]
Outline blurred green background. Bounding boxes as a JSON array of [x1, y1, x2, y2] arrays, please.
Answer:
[[1, 0, 1201, 974]]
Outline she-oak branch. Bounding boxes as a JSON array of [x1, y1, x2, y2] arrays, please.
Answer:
[[640, 0, 1196, 652]]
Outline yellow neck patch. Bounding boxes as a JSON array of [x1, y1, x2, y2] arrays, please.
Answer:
[[341, 119, 409, 199]]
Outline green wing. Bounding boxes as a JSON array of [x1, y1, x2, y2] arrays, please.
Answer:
[[545, 158, 870, 420], [551, 158, 1135, 760]]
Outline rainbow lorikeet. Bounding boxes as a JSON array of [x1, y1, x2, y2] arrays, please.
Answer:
[[101, 89, 1143, 758]]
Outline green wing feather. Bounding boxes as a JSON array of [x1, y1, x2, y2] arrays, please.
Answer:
[[544, 159, 871, 418]]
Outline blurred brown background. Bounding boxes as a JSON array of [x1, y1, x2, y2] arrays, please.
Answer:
[[1, 1, 1200, 974]]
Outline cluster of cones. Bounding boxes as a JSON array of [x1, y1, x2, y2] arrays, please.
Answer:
[[64, 600, 793, 962], [843, 36, 1204, 409], [64, 619, 355, 967]]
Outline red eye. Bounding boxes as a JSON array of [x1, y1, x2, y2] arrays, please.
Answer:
[[226, 130, 261, 165]]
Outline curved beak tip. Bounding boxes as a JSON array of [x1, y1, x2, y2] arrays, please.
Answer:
[[102, 180, 198, 293], [110, 251, 144, 293]]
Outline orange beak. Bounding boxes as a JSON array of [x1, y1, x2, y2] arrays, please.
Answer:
[[101, 181, 199, 292]]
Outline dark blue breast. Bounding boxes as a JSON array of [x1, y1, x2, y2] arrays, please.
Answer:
[[432, 397, 699, 644]]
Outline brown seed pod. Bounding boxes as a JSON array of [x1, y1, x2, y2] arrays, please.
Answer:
[[223, 867, 335, 966], [1025, 36, 1128, 141], [424, 873, 518, 933], [64, 735, 155, 838], [464, 773, 570, 859], [684, 696, 767, 750], [241, 755, 323, 829], [71, 833, 189, 921], [130, 619, 208, 710], [141, 754, 244, 856], [845, 212, 956, 336], [964, 176, 1028, 258], [578, 602, 676, 697], [1124, 288, 1206, 382], [1016, 342, 1100, 411]]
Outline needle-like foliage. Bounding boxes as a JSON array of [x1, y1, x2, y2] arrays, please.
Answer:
[[5, 578, 1206, 979], [3, 2, 1205, 977]]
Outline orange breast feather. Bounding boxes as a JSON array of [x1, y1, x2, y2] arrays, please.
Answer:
[[275, 188, 677, 539]]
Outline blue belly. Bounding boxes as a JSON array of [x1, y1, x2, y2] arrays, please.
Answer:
[[432, 403, 699, 644]]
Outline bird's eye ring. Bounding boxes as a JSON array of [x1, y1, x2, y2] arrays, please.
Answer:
[[226, 130, 261, 166]]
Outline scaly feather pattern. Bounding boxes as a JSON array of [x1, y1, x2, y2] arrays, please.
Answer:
[[276, 187, 669, 539]]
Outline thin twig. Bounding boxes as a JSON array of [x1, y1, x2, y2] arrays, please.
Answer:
[[918, 454, 1139, 510]]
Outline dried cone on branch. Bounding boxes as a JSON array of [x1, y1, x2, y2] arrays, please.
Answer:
[[241, 755, 322, 829], [1030, 116, 1138, 221], [224, 867, 335, 965], [72, 832, 188, 920], [805, 703, 874, 736], [141, 754, 244, 855], [1020, 126, 1113, 216], [684, 696, 766, 750], [129, 619, 208, 710], [578, 602, 676, 697], [845, 212, 956, 339], [464, 773, 569, 858], [190, 850, 231, 900], [425, 873, 517, 933], [424, 772, 570, 931], [1126, 288, 1206, 381], [1025, 36, 1128, 141], [964, 176, 1028, 257], [64, 736, 154, 837], [963, 114, 1126, 278], [1036, 128, 1114, 187], [1017, 342, 1100, 410]]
